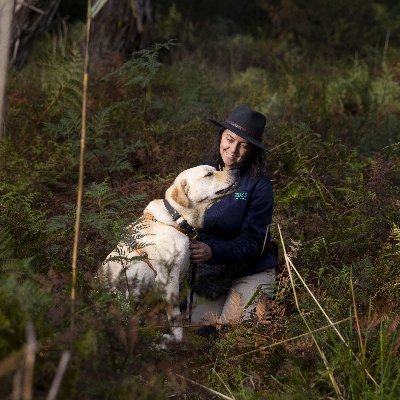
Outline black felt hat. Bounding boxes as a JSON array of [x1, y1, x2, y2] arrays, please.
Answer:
[[208, 104, 268, 151]]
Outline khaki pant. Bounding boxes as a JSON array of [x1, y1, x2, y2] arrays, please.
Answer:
[[190, 269, 275, 325]]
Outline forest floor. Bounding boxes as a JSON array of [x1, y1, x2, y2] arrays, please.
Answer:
[[0, 24, 400, 399]]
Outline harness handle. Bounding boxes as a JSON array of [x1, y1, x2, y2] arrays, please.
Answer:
[[261, 222, 276, 255], [188, 263, 198, 324]]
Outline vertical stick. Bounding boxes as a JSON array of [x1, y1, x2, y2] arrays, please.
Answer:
[[12, 368, 23, 400], [350, 271, 365, 358], [382, 30, 390, 67], [0, 0, 15, 140], [23, 322, 37, 400], [71, 0, 92, 333], [46, 351, 71, 400]]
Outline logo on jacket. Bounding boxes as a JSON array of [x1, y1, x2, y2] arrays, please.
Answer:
[[234, 191, 248, 201]]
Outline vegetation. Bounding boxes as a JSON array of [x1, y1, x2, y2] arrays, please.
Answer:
[[0, 1, 399, 398]]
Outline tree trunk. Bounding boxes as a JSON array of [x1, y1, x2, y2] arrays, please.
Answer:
[[90, 0, 154, 59], [9, 0, 154, 67], [10, 0, 61, 68], [0, 0, 15, 139]]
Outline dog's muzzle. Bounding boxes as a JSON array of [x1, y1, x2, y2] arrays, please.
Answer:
[[215, 181, 239, 195]]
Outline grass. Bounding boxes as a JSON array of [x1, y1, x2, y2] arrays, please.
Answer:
[[0, 8, 400, 399]]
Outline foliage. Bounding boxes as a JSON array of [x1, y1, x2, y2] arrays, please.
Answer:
[[0, 230, 51, 357], [1, 7, 400, 398]]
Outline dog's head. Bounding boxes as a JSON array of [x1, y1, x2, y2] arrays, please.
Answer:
[[166, 165, 239, 213]]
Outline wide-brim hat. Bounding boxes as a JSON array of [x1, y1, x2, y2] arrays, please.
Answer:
[[208, 104, 269, 151]]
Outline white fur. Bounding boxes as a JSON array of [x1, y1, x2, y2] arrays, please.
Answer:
[[99, 165, 238, 345]]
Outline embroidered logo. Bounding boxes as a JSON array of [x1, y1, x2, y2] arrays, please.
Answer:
[[234, 191, 248, 201]]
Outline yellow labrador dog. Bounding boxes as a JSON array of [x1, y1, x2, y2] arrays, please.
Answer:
[[99, 165, 238, 345]]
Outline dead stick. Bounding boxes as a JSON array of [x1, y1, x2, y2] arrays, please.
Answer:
[[176, 373, 236, 400], [23, 322, 37, 400], [71, 0, 92, 334], [46, 351, 71, 400]]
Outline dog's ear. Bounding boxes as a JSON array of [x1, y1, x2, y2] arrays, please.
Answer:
[[171, 179, 190, 208]]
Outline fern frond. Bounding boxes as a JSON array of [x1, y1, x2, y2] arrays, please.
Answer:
[[0, 229, 15, 260], [89, 107, 113, 139], [44, 109, 81, 142], [40, 47, 83, 113], [389, 224, 400, 248], [223, 289, 243, 323], [46, 215, 70, 233], [104, 40, 178, 89]]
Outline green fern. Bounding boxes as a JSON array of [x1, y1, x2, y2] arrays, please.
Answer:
[[43, 109, 81, 157], [370, 66, 400, 112], [105, 41, 178, 89], [324, 60, 370, 114], [0, 230, 51, 357], [40, 46, 84, 114], [0, 184, 46, 261], [46, 179, 146, 244]]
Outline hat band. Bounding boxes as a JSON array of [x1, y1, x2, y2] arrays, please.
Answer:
[[226, 120, 258, 141]]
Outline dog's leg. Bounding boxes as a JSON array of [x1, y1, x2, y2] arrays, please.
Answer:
[[164, 304, 183, 343], [160, 279, 183, 346]]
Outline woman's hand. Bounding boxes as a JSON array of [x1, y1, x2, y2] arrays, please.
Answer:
[[189, 240, 212, 263]]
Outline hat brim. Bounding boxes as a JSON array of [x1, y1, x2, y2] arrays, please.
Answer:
[[208, 119, 269, 152]]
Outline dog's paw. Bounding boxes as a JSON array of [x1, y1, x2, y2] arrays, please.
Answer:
[[152, 333, 180, 351]]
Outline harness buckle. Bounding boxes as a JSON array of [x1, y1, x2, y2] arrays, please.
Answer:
[[188, 229, 198, 240]]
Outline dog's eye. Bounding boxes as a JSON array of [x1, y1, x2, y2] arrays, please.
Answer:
[[204, 171, 213, 177]]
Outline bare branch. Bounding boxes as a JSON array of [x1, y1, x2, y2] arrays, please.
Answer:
[[46, 352, 71, 400]]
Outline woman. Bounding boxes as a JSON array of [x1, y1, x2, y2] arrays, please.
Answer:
[[188, 104, 277, 325]]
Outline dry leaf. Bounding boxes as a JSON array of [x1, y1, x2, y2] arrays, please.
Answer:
[[255, 293, 267, 322], [223, 289, 243, 324]]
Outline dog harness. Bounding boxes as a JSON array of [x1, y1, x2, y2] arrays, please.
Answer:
[[128, 205, 198, 278]]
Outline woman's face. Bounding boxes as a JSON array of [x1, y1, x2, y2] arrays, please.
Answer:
[[219, 129, 252, 169]]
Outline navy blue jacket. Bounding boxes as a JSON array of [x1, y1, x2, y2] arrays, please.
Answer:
[[198, 162, 277, 277]]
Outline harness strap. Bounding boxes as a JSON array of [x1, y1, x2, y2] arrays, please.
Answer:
[[142, 212, 187, 235], [261, 223, 274, 255]]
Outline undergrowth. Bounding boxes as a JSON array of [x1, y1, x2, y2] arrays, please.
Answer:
[[0, 13, 399, 399]]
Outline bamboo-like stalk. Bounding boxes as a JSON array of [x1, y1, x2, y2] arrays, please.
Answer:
[[70, 0, 92, 333], [0, 0, 15, 140], [277, 224, 344, 399]]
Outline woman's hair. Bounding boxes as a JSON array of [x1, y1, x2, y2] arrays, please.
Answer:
[[206, 129, 269, 178]]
